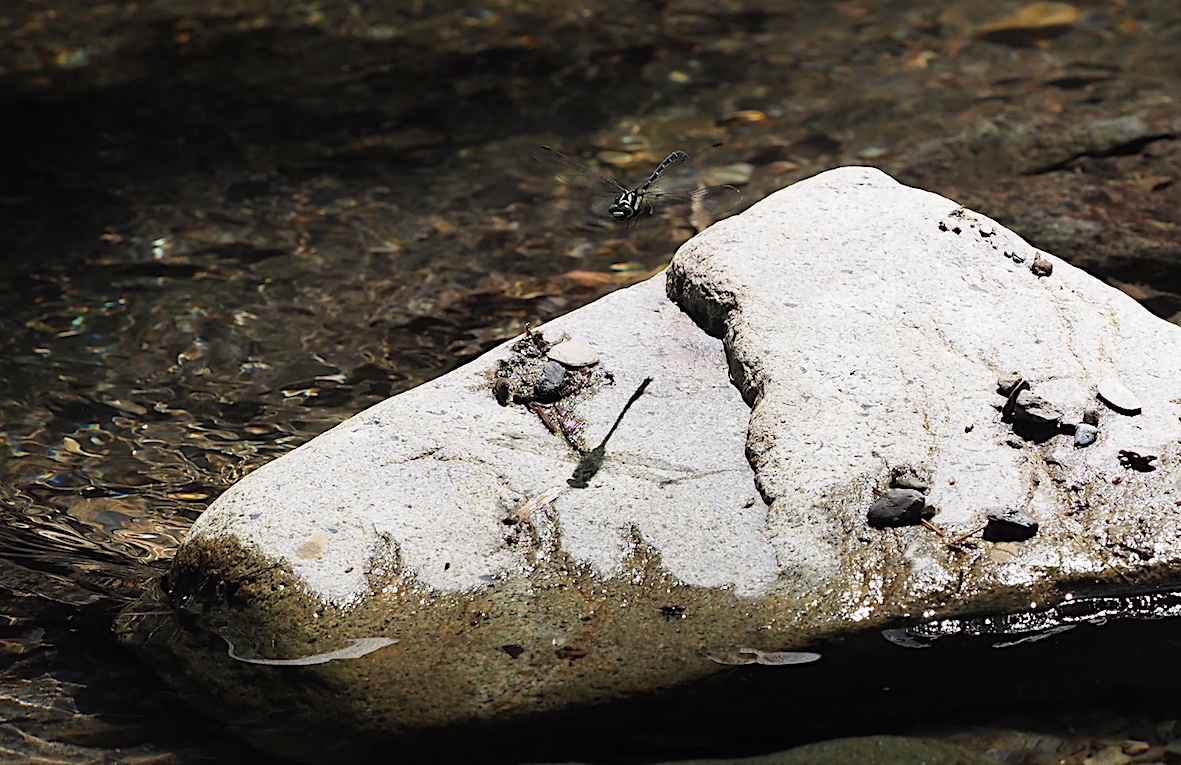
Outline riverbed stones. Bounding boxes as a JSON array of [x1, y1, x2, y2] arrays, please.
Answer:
[[119, 166, 1181, 764]]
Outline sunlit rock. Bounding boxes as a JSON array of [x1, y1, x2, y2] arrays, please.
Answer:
[[117, 166, 1181, 764]]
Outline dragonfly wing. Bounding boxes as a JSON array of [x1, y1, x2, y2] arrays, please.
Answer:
[[689, 185, 742, 215], [646, 185, 742, 217], [587, 196, 617, 218], [532, 145, 626, 196]]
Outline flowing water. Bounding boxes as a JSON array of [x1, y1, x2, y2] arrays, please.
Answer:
[[3, 1, 1181, 762]]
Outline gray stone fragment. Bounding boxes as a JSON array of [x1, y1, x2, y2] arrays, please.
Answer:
[[1013, 389, 1063, 425], [1074, 424, 1098, 447], [1005, 385, 1063, 442], [533, 360, 566, 402], [983, 506, 1038, 542], [891, 469, 929, 493], [1097, 377, 1142, 415], [867, 489, 926, 529]]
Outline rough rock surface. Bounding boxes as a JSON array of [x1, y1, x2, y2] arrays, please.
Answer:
[[118, 167, 1181, 763]]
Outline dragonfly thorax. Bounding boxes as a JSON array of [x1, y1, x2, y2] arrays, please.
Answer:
[[608, 190, 644, 221]]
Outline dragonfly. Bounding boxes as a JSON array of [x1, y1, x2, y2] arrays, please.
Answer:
[[532, 145, 741, 227]]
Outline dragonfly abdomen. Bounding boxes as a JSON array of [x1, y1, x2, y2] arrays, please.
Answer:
[[637, 151, 690, 194]]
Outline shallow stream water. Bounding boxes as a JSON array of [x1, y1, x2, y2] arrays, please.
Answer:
[[3, 1, 1181, 762]]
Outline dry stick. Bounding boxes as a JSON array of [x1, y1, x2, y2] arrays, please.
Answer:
[[528, 402, 559, 434], [921, 519, 946, 536], [948, 523, 987, 546]]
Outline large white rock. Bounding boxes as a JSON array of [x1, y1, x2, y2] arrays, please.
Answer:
[[669, 166, 1181, 610], [185, 274, 777, 602], [119, 166, 1181, 763]]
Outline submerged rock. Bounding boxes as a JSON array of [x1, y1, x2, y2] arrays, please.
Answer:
[[118, 167, 1181, 763], [671, 735, 999, 765]]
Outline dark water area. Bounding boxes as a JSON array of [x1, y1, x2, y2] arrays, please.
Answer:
[[2, 1, 1181, 762]]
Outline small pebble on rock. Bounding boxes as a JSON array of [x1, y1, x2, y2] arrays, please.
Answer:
[[534, 360, 566, 402], [1030, 254, 1053, 277], [548, 339, 600, 368], [983, 506, 1038, 542], [996, 372, 1023, 395], [867, 489, 926, 528], [1013, 389, 1063, 425], [891, 470, 929, 493], [1074, 423, 1098, 447], [1097, 377, 1142, 415]]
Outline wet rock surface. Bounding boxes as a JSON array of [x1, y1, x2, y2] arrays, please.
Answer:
[[118, 167, 1181, 762]]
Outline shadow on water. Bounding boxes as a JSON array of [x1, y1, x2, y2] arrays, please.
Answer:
[[2, 0, 1181, 762]]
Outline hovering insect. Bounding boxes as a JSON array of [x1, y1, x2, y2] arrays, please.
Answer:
[[532, 145, 741, 227]]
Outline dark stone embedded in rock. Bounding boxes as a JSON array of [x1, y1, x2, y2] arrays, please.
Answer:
[[867, 489, 926, 528], [1006, 387, 1063, 442], [983, 506, 1039, 542], [534, 360, 566, 402]]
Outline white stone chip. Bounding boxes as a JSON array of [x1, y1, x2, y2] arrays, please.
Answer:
[[1097, 377, 1142, 415], [547, 338, 599, 367]]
